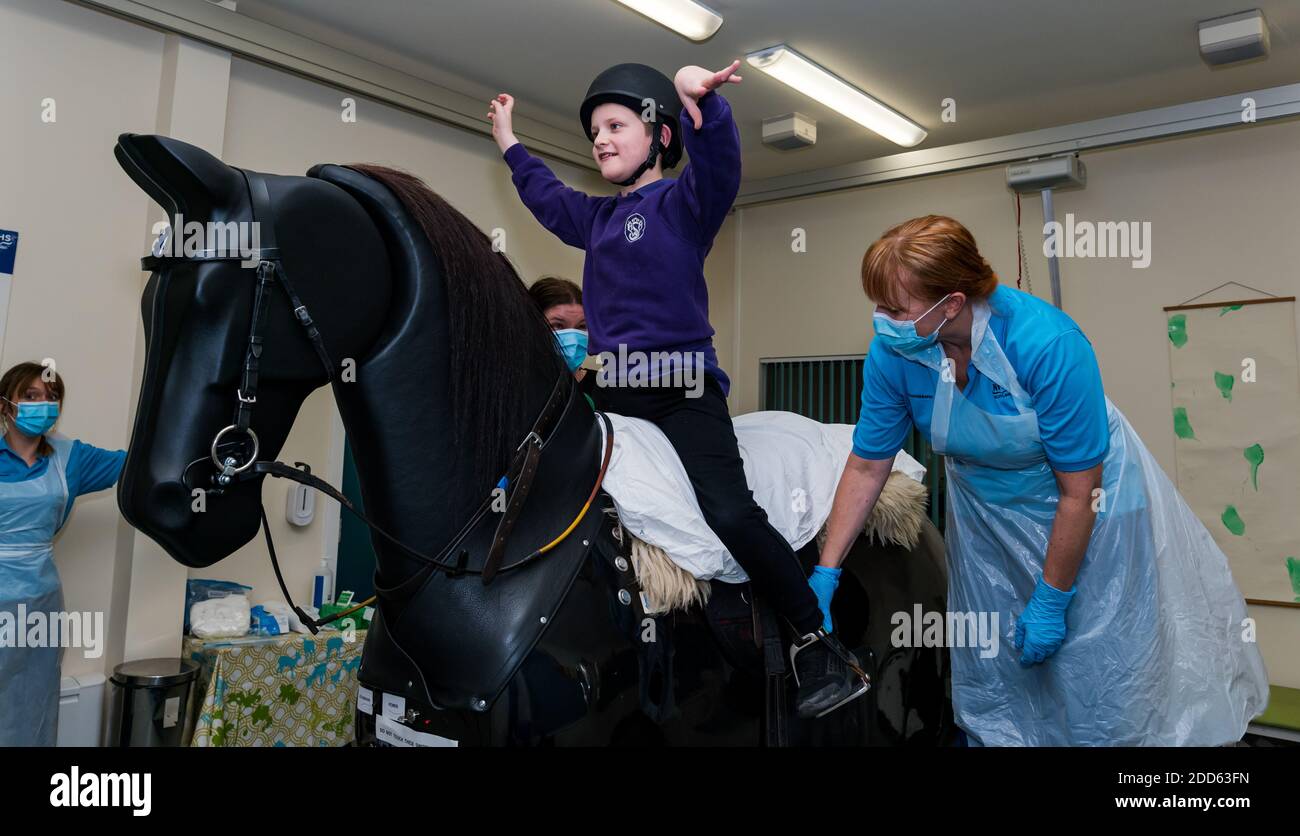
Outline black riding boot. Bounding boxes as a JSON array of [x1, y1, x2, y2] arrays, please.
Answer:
[[790, 628, 870, 719]]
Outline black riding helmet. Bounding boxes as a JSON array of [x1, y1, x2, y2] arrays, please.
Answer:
[[580, 63, 683, 187]]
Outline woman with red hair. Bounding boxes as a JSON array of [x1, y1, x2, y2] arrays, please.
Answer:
[[815, 215, 1267, 746]]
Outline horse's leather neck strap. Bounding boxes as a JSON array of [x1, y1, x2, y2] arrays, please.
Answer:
[[234, 171, 336, 433]]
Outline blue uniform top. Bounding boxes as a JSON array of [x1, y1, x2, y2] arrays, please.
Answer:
[[0, 436, 126, 516], [504, 90, 741, 395], [852, 285, 1109, 472]]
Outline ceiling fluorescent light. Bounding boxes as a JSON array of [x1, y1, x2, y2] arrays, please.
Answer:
[[746, 45, 927, 147], [614, 0, 723, 42]]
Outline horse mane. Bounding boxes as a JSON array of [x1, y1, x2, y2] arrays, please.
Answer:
[[347, 163, 566, 495]]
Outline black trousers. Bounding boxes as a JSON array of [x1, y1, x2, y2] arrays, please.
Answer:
[[592, 374, 823, 635]]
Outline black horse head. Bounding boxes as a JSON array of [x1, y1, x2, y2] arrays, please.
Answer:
[[115, 134, 562, 570]]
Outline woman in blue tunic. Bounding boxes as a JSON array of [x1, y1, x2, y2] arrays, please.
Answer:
[[0, 362, 126, 746], [815, 216, 1268, 745]]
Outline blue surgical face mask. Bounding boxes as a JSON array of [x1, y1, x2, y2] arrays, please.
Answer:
[[553, 328, 589, 373], [5, 399, 59, 437], [872, 294, 953, 356]]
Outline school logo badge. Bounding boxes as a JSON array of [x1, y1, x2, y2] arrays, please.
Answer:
[[625, 213, 646, 243]]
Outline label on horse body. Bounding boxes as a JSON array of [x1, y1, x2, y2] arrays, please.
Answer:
[[357, 686, 373, 716], [375, 715, 458, 748], [382, 692, 405, 720]]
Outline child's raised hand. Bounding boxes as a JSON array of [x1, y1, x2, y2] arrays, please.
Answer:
[[488, 93, 518, 152], [675, 60, 742, 129]]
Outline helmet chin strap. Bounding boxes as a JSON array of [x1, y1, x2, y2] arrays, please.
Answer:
[[614, 127, 663, 188]]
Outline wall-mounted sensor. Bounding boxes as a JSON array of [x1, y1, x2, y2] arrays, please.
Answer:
[[286, 462, 315, 527], [1199, 10, 1269, 66], [762, 112, 817, 150]]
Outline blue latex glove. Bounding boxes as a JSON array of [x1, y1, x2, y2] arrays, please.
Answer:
[[808, 566, 841, 633], [1014, 576, 1076, 667]]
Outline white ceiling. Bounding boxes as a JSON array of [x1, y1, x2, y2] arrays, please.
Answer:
[[233, 0, 1300, 181]]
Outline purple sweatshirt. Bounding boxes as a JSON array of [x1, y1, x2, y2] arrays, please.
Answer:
[[504, 90, 741, 395]]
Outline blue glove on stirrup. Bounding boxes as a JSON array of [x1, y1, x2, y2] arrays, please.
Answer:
[[808, 566, 841, 633], [1014, 575, 1076, 667]]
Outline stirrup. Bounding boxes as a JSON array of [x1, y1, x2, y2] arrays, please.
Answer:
[[790, 629, 871, 682], [789, 629, 872, 719]]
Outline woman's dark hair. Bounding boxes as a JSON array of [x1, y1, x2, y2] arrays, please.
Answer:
[[528, 276, 582, 314], [1, 362, 65, 458]]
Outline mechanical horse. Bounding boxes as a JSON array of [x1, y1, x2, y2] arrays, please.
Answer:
[[113, 133, 953, 746]]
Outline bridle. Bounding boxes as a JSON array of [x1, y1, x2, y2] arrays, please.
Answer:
[[139, 168, 613, 632]]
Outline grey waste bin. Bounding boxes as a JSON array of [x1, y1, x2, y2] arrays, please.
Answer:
[[105, 658, 199, 747]]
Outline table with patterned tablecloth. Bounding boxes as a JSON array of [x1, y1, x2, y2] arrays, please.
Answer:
[[184, 630, 365, 747]]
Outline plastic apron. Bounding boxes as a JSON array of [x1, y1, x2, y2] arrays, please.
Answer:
[[921, 301, 1268, 746], [0, 437, 72, 746]]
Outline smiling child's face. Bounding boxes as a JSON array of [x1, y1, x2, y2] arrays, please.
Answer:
[[590, 102, 669, 184]]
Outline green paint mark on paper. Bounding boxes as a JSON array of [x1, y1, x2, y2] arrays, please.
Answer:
[[1244, 443, 1264, 489], [1167, 314, 1187, 348], [1173, 407, 1196, 440], [1287, 557, 1300, 602], [1214, 371, 1234, 401], [1222, 505, 1246, 536], [1219, 304, 1244, 316]]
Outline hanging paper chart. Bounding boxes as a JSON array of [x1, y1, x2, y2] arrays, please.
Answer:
[[1165, 295, 1300, 605]]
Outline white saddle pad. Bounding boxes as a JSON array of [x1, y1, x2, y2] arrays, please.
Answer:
[[599, 410, 926, 583]]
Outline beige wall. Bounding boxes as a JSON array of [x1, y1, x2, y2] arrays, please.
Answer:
[[731, 117, 1300, 688]]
